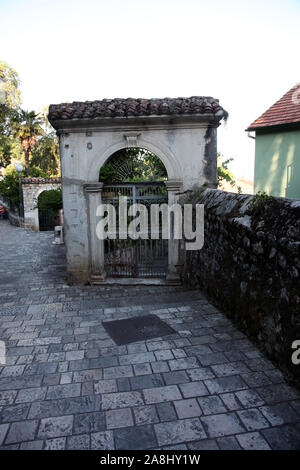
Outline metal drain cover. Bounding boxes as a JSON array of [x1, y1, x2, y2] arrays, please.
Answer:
[[102, 314, 176, 345]]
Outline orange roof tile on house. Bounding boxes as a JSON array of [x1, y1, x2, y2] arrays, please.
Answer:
[[246, 83, 300, 131]]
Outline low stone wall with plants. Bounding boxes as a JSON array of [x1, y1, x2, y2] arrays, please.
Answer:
[[182, 188, 300, 386]]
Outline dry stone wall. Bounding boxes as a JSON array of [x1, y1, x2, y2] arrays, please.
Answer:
[[183, 188, 300, 386]]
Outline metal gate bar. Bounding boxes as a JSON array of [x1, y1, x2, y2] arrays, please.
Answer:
[[102, 182, 168, 278]]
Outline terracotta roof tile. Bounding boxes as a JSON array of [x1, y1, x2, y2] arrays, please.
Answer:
[[246, 83, 300, 131], [48, 96, 224, 122]]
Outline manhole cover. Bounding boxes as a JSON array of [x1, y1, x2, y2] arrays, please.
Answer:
[[102, 314, 176, 345]]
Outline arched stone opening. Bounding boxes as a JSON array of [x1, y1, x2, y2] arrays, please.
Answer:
[[48, 95, 224, 284], [22, 178, 61, 231]]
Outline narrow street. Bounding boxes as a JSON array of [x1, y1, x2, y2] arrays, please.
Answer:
[[0, 220, 300, 450]]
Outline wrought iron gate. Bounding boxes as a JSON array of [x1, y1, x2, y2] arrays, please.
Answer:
[[102, 182, 168, 278]]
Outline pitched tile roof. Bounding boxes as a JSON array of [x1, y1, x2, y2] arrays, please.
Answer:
[[246, 83, 300, 131], [48, 96, 224, 122], [21, 177, 61, 184]]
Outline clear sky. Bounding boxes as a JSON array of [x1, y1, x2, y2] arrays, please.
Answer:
[[1, 0, 299, 179]]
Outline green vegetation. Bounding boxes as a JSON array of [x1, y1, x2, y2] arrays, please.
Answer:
[[248, 191, 274, 211], [0, 166, 47, 204], [0, 62, 60, 176], [100, 148, 167, 183], [36, 188, 62, 211]]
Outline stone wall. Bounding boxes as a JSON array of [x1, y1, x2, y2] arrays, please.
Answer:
[[21, 178, 61, 231], [182, 188, 300, 386]]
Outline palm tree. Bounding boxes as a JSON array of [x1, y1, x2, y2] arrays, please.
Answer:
[[13, 110, 44, 176]]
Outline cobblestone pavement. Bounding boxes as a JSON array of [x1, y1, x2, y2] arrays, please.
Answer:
[[0, 220, 300, 450]]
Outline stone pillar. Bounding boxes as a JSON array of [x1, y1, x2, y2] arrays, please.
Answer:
[[165, 180, 183, 285], [84, 182, 106, 284]]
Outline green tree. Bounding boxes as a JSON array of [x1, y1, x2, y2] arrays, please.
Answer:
[[0, 166, 47, 205], [30, 131, 60, 176], [13, 110, 44, 177], [0, 61, 21, 168]]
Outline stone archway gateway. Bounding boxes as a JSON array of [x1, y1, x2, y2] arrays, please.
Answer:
[[48, 96, 224, 284], [22, 177, 61, 231]]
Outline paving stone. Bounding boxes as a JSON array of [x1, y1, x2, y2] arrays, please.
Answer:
[[60, 372, 73, 384], [179, 381, 209, 398], [174, 399, 202, 419], [38, 415, 74, 439], [44, 437, 66, 450], [256, 384, 300, 404], [186, 367, 215, 381], [0, 403, 29, 422], [240, 371, 272, 387], [67, 434, 90, 450], [151, 361, 169, 373], [20, 440, 44, 450], [143, 385, 181, 404], [217, 436, 241, 450], [156, 402, 177, 422], [196, 352, 228, 366], [204, 376, 248, 394], [73, 412, 106, 434], [1, 365, 25, 377], [130, 374, 164, 391], [5, 419, 39, 444], [46, 383, 81, 400], [89, 356, 118, 368], [15, 387, 47, 403], [103, 365, 133, 379], [188, 439, 219, 450], [163, 370, 189, 385], [102, 391, 144, 410], [234, 389, 265, 408], [94, 379, 117, 394], [211, 362, 250, 377], [133, 363, 152, 376], [197, 395, 227, 415], [0, 390, 17, 406], [68, 359, 90, 371], [43, 374, 61, 386], [106, 408, 134, 429], [0, 424, 9, 446], [91, 431, 114, 450], [119, 352, 156, 366], [201, 413, 245, 438], [237, 408, 270, 431], [154, 350, 174, 361], [117, 377, 131, 392], [155, 418, 206, 446], [72, 369, 102, 382], [127, 343, 148, 354], [0, 374, 43, 391], [236, 432, 271, 450], [220, 393, 242, 411], [29, 395, 100, 419], [133, 405, 159, 426], [169, 357, 199, 371], [115, 424, 157, 450], [261, 424, 300, 450]]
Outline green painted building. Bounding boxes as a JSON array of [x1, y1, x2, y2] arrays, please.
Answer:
[[246, 84, 300, 199]]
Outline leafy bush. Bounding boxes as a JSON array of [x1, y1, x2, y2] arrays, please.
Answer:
[[36, 188, 62, 211]]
